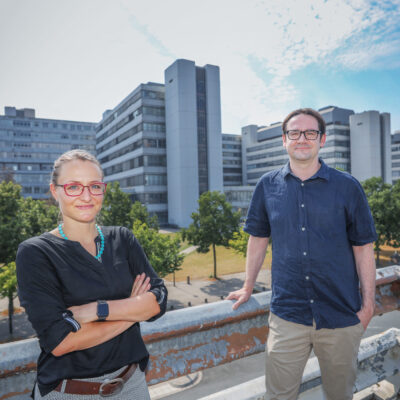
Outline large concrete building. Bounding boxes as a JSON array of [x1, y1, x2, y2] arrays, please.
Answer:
[[350, 111, 392, 184], [165, 59, 223, 227], [222, 133, 242, 186], [96, 59, 223, 227], [392, 131, 400, 184], [95, 82, 168, 224], [0, 106, 96, 199]]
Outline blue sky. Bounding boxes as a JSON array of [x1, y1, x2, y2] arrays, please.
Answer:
[[0, 0, 399, 133]]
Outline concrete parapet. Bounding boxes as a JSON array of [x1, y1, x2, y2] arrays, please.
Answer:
[[0, 265, 399, 399]]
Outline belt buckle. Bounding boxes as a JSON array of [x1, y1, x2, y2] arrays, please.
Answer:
[[99, 377, 124, 397]]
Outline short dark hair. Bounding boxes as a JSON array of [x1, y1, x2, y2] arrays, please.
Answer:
[[282, 108, 326, 135]]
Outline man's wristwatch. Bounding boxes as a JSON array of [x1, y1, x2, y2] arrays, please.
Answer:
[[96, 300, 109, 321]]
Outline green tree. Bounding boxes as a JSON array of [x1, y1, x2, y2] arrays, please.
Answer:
[[182, 191, 241, 278], [362, 177, 400, 266], [229, 227, 250, 257], [0, 262, 17, 335], [132, 221, 183, 277], [0, 181, 24, 264], [99, 181, 132, 227], [130, 201, 159, 230], [20, 198, 59, 239]]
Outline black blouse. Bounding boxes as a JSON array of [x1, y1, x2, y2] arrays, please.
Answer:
[[16, 226, 167, 397]]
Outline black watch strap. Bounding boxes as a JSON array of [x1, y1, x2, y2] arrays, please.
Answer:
[[96, 300, 109, 321]]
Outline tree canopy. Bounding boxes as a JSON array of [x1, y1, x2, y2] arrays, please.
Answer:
[[132, 221, 183, 277], [99, 181, 133, 227], [362, 177, 400, 265], [182, 191, 241, 278]]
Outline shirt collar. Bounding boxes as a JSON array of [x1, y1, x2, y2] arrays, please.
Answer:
[[282, 158, 330, 181]]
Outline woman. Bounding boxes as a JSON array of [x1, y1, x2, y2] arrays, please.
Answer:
[[16, 150, 167, 399]]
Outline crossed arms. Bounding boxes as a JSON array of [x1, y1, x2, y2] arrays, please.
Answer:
[[53, 274, 159, 357]]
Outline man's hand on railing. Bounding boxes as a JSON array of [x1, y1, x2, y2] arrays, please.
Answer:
[[226, 286, 253, 310]]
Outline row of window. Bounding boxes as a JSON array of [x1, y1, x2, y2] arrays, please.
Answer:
[[223, 167, 242, 174], [222, 143, 241, 150], [97, 89, 165, 133], [116, 174, 167, 187], [99, 138, 166, 164], [225, 190, 253, 202], [97, 109, 165, 145], [9, 131, 95, 142], [393, 162, 400, 168], [22, 186, 49, 194], [130, 192, 167, 204], [222, 151, 241, 158], [14, 174, 50, 183], [1, 146, 94, 160], [97, 124, 143, 153], [247, 140, 282, 153], [103, 155, 166, 176], [0, 162, 53, 171], [12, 120, 93, 131], [223, 175, 243, 182], [223, 159, 241, 165], [97, 109, 142, 142], [222, 135, 242, 142]]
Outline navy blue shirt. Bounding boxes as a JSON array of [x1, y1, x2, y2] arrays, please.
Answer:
[[244, 160, 377, 329]]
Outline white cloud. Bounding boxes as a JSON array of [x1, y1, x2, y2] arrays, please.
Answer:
[[0, 0, 398, 132]]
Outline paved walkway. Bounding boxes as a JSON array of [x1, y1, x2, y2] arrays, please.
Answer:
[[0, 270, 271, 343]]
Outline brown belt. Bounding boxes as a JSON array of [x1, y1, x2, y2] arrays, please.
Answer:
[[55, 363, 137, 397]]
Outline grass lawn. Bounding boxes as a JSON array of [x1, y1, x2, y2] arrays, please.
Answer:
[[164, 245, 271, 281], [164, 243, 398, 282]]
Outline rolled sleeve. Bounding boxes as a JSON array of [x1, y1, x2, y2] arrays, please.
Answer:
[[346, 181, 378, 246], [244, 178, 271, 237], [16, 242, 74, 354], [125, 229, 168, 321]]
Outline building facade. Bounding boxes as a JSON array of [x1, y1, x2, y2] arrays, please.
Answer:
[[165, 59, 223, 227], [0, 106, 96, 199], [222, 133, 242, 186], [350, 110, 392, 184], [392, 131, 400, 184], [239, 106, 394, 187], [95, 83, 168, 224]]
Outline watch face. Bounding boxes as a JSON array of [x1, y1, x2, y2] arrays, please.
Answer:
[[97, 301, 109, 320]]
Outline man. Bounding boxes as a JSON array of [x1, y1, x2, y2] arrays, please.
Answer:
[[227, 108, 377, 400]]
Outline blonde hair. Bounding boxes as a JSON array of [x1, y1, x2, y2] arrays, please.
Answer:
[[50, 150, 103, 185]]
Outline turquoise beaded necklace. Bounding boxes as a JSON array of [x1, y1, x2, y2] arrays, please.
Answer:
[[58, 223, 105, 260]]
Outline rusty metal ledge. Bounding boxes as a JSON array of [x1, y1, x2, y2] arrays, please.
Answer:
[[0, 265, 399, 391]]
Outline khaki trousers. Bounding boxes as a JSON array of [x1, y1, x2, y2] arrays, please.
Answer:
[[265, 312, 364, 400]]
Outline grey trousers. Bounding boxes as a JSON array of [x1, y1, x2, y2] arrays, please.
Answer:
[[34, 365, 151, 399], [265, 312, 364, 400]]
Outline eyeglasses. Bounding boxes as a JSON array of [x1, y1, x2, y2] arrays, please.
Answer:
[[55, 182, 107, 196], [286, 130, 321, 140]]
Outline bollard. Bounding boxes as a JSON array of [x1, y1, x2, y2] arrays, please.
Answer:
[[205, 298, 208, 303], [188, 301, 192, 307], [187, 276, 190, 285]]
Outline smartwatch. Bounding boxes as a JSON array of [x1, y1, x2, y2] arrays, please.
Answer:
[[96, 300, 109, 321]]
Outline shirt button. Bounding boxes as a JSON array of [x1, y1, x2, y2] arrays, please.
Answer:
[[301, 183, 304, 187], [310, 299, 314, 304], [303, 251, 307, 256], [301, 204, 305, 208], [305, 276, 310, 280], [302, 227, 306, 231]]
